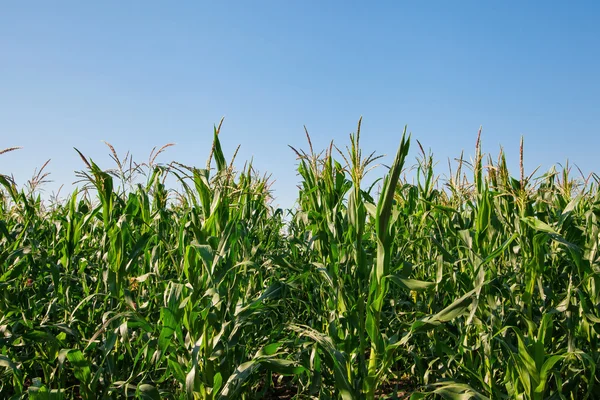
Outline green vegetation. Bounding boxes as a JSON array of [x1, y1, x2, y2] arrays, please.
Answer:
[[1, 121, 599, 399]]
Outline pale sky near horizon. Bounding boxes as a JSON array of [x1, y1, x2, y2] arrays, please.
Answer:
[[1, 1, 599, 209]]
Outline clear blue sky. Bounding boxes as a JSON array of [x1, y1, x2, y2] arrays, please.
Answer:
[[1, 1, 599, 208]]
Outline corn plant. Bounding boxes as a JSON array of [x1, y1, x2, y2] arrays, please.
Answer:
[[1, 122, 599, 399]]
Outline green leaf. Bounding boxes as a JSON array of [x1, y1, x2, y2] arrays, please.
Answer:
[[260, 358, 307, 376], [288, 324, 355, 400], [212, 126, 226, 172], [217, 361, 259, 400], [401, 286, 481, 345], [0, 355, 20, 375], [536, 355, 564, 393], [257, 342, 282, 357], [168, 358, 186, 384], [66, 350, 92, 385], [213, 372, 223, 394], [186, 366, 196, 400], [388, 275, 435, 291], [137, 384, 161, 400], [521, 217, 557, 234]]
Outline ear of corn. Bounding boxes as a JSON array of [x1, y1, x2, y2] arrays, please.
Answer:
[[1, 123, 599, 399]]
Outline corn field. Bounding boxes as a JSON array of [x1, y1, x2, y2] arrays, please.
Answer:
[[1, 121, 599, 399]]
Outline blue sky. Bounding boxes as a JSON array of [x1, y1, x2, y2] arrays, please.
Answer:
[[1, 1, 599, 208]]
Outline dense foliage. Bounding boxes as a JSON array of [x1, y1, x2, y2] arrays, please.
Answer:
[[1, 122, 599, 399]]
